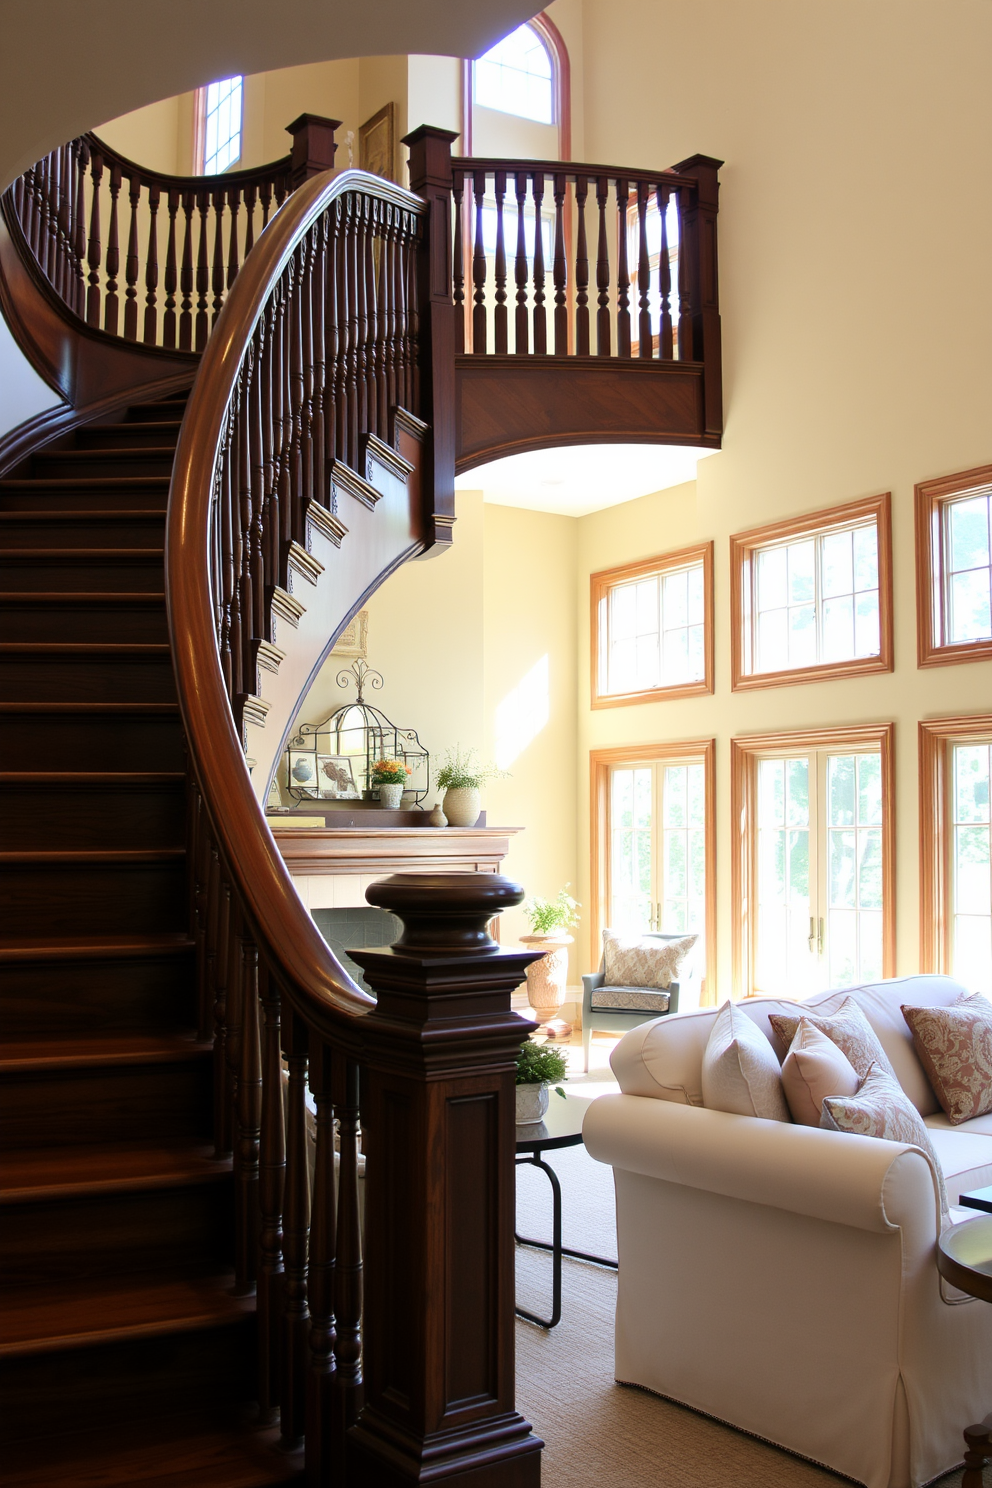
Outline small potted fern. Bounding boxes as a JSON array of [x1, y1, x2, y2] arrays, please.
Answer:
[[520, 886, 580, 1039], [434, 745, 506, 827], [515, 1038, 568, 1124]]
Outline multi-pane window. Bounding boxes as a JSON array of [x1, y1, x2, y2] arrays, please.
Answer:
[[951, 742, 992, 991], [474, 23, 554, 123], [916, 467, 992, 667], [201, 77, 243, 175], [731, 494, 892, 689], [592, 544, 713, 707]]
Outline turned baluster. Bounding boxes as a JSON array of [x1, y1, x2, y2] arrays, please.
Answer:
[[247, 330, 267, 673], [471, 169, 487, 355], [310, 220, 327, 508], [636, 180, 652, 357], [331, 1054, 363, 1467], [71, 141, 88, 317], [227, 184, 241, 289], [574, 174, 590, 355], [259, 300, 279, 591], [179, 190, 195, 351], [143, 183, 160, 345], [305, 1039, 337, 1486], [380, 206, 397, 426], [259, 179, 273, 231], [616, 178, 631, 358], [657, 184, 673, 360], [344, 198, 360, 469], [281, 1009, 312, 1450], [191, 790, 212, 1043], [452, 169, 466, 354], [123, 173, 141, 340], [363, 199, 380, 437], [514, 171, 529, 355], [24, 163, 43, 265], [104, 162, 122, 335], [492, 169, 508, 355], [218, 408, 237, 698], [229, 399, 247, 702], [257, 964, 286, 1423], [244, 183, 257, 259], [552, 171, 568, 355], [299, 231, 317, 499], [162, 188, 179, 349], [195, 189, 211, 350], [323, 207, 340, 477], [278, 265, 297, 565], [60, 144, 76, 302], [203, 847, 228, 1155], [677, 185, 693, 360], [287, 248, 306, 549], [595, 175, 611, 356], [36, 152, 53, 282], [211, 185, 226, 325], [354, 197, 370, 438], [531, 171, 547, 354], [234, 932, 262, 1294], [405, 217, 421, 413]]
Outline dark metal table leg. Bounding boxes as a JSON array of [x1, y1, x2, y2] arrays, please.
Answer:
[[514, 1154, 562, 1328]]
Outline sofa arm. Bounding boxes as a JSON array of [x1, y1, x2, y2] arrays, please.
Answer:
[[583, 1094, 941, 1236]]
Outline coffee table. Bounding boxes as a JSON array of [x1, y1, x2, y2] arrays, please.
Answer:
[[961, 1184, 992, 1215], [515, 1091, 617, 1329], [937, 1215, 992, 1487]]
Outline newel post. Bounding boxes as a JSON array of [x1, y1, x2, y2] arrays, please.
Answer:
[[402, 125, 459, 556], [347, 873, 543, 1488], [286, 115, 342, 189], [672, 153, 723, 441]]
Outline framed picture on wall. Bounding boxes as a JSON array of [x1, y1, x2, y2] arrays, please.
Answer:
[[359, 103, 396, 183], [317, 754, 360, 799], [332, 609, 368, 660], [287, 750, 319, 792]]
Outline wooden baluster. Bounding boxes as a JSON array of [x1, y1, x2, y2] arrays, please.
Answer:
[[195, 189, 211, 350], [331, 1054, 363, 1470], [260, 179, 272, 231], [363, 198, 379, 437], [270, 282, 288, 590], [354, 196, 370, 440], [72, 141, 88, 317], [162, 188, 178, 349], [143, 183, 160, 345], [493, 169, 508, 355], [677, 184, 693, 361], [532, 171, 547, 354], [48, 148, 63, 294], [399, 214, 415, 412], [277, 265, 296, 570], [257, 964, 286, 1424], [657, 184, 673, 360], [305, 1039, 336, 1486], [34, 157, 51, 270], [218, 407, 236, 698], [324, 207, 340, 478], [211, 186, 226, 324], [574, 174, 590, 356], [231, 392, 247, 702], [246, 330, 265, 681], [514, 171, 529, 355], [287, 248, 305, 549], [310, 220, 327, 508], [25, 162, 43, 264], [204, 846, 229, 1155], [104, 162, 121, 335], [37, 152, 53, 282], [380, 206, 397, 426], [299, 231, 317, 498], [636, 180, 652, 357], [244, 183, 257, 259], [344, 197, 360, 469], [471, 168, 487, 355], [616, 178, 631, 358], [234, 931, 262, 1294], [452, 169, 465, 355], [123, 173, 141, 340], [60, 144, 75, 302], [552, 171, 568, 355], [227, 184, 241, 289], [179, 190, 195, 351], [191, 788, 212, 1042], [406, 209, 422, 413], [260, 300, 279, 592], [595, 174, 611, 356], [281, 1009, 311, 1450]]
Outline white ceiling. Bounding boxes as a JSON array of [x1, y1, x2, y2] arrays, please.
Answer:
[[455, 443, 718, 518]]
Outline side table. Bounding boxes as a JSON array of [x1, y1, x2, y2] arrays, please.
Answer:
[[515, 1093, 617, 1330], [937, 1215, 992, 1488]]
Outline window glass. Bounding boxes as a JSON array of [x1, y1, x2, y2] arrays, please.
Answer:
[[945, 492, 992, 645], [203, 76, 243, 174], [474, 23, 554, 123], [952, 741, 992, 991], [602, 561, 706, 696], [752, 522, 880, 674]]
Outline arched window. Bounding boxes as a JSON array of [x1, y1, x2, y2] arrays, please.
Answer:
[[197, 76, 243, 175], [474, 22, 554, 125]]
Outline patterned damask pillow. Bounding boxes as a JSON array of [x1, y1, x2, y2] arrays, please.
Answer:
[[602, 930, 697, 990], [821, 1062, 949, 1219], [901, 992, 992, 1126], [769, 997, 898, 1081]]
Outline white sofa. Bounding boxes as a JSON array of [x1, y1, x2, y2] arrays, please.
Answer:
[[583, 974, 992, 1488]]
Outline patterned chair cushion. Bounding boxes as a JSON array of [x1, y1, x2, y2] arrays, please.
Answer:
[[602, 930, 697, 989], [589, 985, 673, 1014]]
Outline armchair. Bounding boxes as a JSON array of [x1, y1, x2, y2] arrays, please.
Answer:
[[581, 931, 693, 1072]]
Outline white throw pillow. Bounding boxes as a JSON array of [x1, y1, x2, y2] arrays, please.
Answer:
[[602, 929, 696, 990], [701, 1001, 791, 1122], [781, 1018, 861, 1126]]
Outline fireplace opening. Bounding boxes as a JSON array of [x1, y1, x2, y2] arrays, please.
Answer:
[[311, 906, 401, 993]]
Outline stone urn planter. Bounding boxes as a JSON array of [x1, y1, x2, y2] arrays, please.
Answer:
[[442, 785, 481, 827], [377, 782, 404, 808], [520, 932, 574, 1040], [515, 1082, 550, 1125]]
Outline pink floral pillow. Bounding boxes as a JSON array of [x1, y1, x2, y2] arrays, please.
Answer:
[[780, 1018, 861, 1126], [821, 1062, 949, 1219], [769, 997, 897, 1082], [602, 930, 697, 990], [901, 992, 992, 1126]]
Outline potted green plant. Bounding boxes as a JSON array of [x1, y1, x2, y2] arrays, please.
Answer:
[[520, 887, 580, 1040], [370, 757, 411, 809], [434, 745, 507, 827], [515, 1038, 569, 1124]]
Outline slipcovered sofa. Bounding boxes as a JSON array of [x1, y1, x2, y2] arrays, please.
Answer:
[[583, 975, 992, 1488]]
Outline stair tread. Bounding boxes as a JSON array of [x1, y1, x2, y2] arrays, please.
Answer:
[[0, 641, 170, 653], [36, 448, 179, 460], [0, 591, 165, 603], [0, 511, 166, 521], [0, 1271, 251, 1356], [84, 421, 184, 432], [0, 476, 171, 489], [0, 847, 184, 862], [0, 1140, 229, 1203], [0, 772, 183, 784], [0, 1034, 210, 1072], [0, 548, 164, 559], [0, 932, 193, 961], [0, 701, 178, 713]]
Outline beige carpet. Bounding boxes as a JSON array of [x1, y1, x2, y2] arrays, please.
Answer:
[[513, 1134, 983, 1488]]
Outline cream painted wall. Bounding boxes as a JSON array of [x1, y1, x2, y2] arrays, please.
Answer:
[[97, 93, 190, 173]]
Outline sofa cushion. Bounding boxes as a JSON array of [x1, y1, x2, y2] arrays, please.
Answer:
[[771, 998, 898, 1083], [590, 985, 672, 1014], [925, 1125, 992, 1206], [781, 1018, 861, 1126], [821, 1063, 949, 1218], [902, 992, 992, 1126], [701, 1001, 790, 1122], [603, 929, 696, 989]]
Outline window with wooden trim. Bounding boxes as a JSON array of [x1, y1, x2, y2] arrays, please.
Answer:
[[197, 76, 243, 175], [915, 465, 992, 668], [731, 724, 895, 998], [474, 22, 554, 124], [919, 716, 992, 992], [591, 543, 713, 708], [590, 740, 716, 998], [730, 494, 892, 690]]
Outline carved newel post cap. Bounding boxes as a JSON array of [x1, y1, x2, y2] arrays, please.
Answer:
[[365, 871, 524, 957]]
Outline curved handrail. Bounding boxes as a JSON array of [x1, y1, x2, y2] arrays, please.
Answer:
[[76, 130, 293, 196], [167, 167, 427, 1038]]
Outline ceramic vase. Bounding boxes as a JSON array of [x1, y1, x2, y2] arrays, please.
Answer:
[[442, 785, 481, 827], [428, 802, 447, 827], [520, 933, 574, 1040], [377, 782, 404, 808], [515, 1082, 550, 1125]]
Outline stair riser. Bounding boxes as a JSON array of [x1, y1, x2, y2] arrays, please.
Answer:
[[0, 654, 175, 702], [0, 785, 186, 851], [0, 1057, 211, 1150], [0, 1182, 232, 1288], [0, 516, 166, 548], [31, 453, 176, 480], [126, 401, 190, 424], [0, 485, 169, 512], [0, 858, 186, 938], [0, 1318, 254, 1446], [0, 712, 184, 771], [0, 602, 168, 643], [78, 426, 183, 450], [0, 951, 197, 1040], [0, 557, 163, 594]]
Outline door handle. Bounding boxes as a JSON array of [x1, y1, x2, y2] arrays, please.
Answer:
[[808, 916, 816, 953]]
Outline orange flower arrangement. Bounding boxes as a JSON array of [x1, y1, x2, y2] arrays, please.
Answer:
[[370, 758, 412, 785]]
